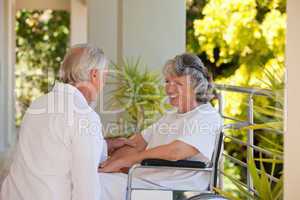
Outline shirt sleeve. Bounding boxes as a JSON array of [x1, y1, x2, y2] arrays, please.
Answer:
[[100, 140, 108, 163], [177, 115, 222, 160], [141, 125, 153, 144], [141, 116, 166, 143], [70, 112, 104, 200]]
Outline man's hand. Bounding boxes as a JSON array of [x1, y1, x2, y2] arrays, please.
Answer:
[[98, 153, 138, 173], [106, 138, 136, 155]]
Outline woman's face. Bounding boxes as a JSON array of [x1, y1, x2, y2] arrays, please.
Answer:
[[165, 75, 197, 111]]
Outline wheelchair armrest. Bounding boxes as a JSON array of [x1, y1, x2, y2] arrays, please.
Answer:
[[141, 159, 207, 169]]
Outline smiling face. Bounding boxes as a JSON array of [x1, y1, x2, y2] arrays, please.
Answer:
[[164, 75, 198, 113], [163, 53, 213, 113]]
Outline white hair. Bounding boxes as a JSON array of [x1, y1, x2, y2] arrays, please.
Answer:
[[59, 43, 108, 84], [163, 53, 214, 103]]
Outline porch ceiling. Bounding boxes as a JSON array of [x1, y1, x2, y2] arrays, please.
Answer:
[[16, 0, 71, 11]]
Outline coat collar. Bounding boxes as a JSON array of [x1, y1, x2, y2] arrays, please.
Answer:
[[52, 82, 88, 106]]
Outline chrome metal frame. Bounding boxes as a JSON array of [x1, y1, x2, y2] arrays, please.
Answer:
[[215, 84, 282, 194], [126, 128, 223, 200], [125, 130, 223, 200], [126, 165, 215, 200]]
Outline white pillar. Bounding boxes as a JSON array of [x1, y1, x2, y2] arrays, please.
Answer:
[[122, 0, 186, 71], [285, 0, 300, 198], [0, 0, 16, 152], [88, 0, 185, 69], [70, 0, 87, 45], [0, 0, 4, 151], [87, 0, 120, 133], [87, 0, 119, 62], [87, 0, 185, 133]]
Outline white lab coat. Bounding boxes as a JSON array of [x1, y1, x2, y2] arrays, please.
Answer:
[[0, 82, 107, 200], [99, 103, 223, 200]]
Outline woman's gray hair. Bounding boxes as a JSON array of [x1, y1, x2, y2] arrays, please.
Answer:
[[163, 53, 214, 103], [59, 43, 108, 84]]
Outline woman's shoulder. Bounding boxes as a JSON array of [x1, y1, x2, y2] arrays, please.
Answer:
[[191, 103, 220, 117], [190, 103, 222, 124]]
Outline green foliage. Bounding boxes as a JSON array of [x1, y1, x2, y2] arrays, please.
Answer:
[[215, 61, 284, 200], [186, 0, 207, 53], [192, 0, 286, 116], [188, 0, 285, 195], [107, 59, 170, 137], [246, 63, 284, 161], [216, 155, 283, 200], [15, 10, 70, 126]]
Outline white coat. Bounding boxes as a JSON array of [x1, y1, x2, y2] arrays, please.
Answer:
[[1, 82, 107, 200]]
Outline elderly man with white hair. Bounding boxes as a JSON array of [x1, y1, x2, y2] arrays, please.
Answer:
[[0, 44, 134, 200]]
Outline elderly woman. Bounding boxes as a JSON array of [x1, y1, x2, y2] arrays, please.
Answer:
[[98, 53, 223, 200], [0, 44, 134, 200]]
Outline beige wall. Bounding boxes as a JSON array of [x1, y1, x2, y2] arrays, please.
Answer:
[[88, 0, 185, 70], [16, 0, 70, 10], [87, 0, 120, 63], [122, 0, 186, 72], [87, 0, 120, 130], [285, 0, 300, 198], [70, 0, 87, 45]]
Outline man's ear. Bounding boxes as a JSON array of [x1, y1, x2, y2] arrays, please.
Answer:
[[90, 68, 99, 83]]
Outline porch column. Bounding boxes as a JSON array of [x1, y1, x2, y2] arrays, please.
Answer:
[[70, 0, 87, 45], [0, 0, 16, 152], [87, 0, 185, 133], [87, 0, 119, 62], [87, 0, 185, 70], [286, 0, 300, 198], [122, 0, 186, 71]]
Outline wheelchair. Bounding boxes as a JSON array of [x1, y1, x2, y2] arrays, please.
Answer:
[[125, 131, 228, 200]]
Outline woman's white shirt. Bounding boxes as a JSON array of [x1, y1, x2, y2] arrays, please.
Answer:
[[137, 103, 223, 189], [143, 103, 222, 162]]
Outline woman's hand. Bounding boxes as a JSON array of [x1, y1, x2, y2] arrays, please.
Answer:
[[98, 153, 139, 173], [106, 138, 136, 155]]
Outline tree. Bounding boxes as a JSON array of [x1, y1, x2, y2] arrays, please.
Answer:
[[15, 10, 70, 126], [193, 0, 286, 90], [189, 0, 286, 195]]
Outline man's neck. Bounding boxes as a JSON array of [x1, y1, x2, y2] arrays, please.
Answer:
[[75, 82, 95, 104]]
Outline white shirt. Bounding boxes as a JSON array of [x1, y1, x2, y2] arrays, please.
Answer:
[[1, 82, 107, 200], [143, 103, 222, 162], [137, 103, 223, 190]]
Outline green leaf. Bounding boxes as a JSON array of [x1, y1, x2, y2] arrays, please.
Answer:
[[254, 158, 283, 164], [272, 176, 283, 200], [105, 58, 168, 137], [248, 156, 263, 196], [214, 187, 242, 200], [221, 171, 256, 199]]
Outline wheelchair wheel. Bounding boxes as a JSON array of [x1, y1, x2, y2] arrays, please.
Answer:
[[187, 193, 229, 200]]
